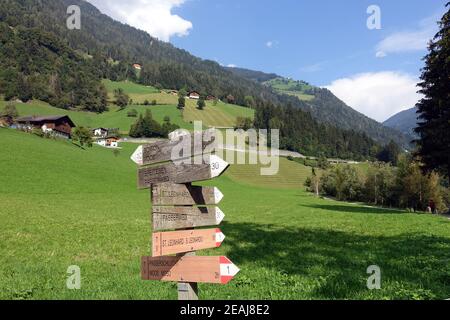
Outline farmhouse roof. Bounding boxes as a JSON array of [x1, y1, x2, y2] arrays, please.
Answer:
[[16, 115, 76, 127]]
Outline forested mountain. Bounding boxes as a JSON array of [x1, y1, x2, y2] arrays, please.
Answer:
[[0, 0, 285, 108], [227, 70, 412, 148], [383, 107, 418, 138], [0, 22, 108, 112], [0, 0, 391, 160]]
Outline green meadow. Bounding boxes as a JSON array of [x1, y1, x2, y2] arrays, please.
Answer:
[[1, 80, 255, 132], [0, 128, 449, 300], [0, 100, 190, 134], [265, 78, 315, 102]]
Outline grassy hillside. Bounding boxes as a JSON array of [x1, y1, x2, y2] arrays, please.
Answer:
[[104, 79, 255, 127], [265, 78, 315, 101], [183, 100, 255, 128], [1, 128, 449, 300], [2, 80, 255, 132], [225, 153, 315, 189], [103, 80, 159, 96], [0, 100, 192, 133]]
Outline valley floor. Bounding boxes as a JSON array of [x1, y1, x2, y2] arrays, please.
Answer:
[[0, 129, 449, 300]]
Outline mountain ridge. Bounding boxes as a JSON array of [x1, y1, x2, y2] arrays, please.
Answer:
[[0, 0, 405, 159], [383, 107, 418, 138], [227, 69, 413, 147]]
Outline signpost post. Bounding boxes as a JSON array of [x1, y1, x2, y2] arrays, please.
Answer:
[[132, 131, 239, 300]]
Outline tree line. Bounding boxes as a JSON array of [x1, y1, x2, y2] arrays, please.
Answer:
[[305, 155, 449, 213], [129, 110, 180, 139]]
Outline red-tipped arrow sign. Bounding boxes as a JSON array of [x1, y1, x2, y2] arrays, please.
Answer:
[[152, 228, 225, 257], [138, 155, 229, 188], [141, 256, 240, 284]]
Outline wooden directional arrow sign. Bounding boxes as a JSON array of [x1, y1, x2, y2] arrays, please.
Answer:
[[152, 228, 225, 257], [141, 256, 239, 284], [131, 129, 217, 166], [153, 206, 225, 231], [138, 155, 229, 188], [152, 183, 224, 206]]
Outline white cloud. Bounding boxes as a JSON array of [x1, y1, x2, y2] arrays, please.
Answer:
[[375, 51, 386, 58], [86, 0, 192, 42], [375, 13, 439, 58], [227, 64, 237, 68], [325, 71, 422, 122], [265, 40, 280, 49]]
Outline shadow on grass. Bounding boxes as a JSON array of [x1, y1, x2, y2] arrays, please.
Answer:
[[300, 203, 405, 215], [221, 221, 450, 299]]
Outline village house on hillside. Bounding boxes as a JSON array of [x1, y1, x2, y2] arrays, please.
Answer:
[[92, 127, 109, 138], [95, 135, 120, 148], [132, 63, 142, 70], [188, 91, 200, 100], [206, 95, 217, 101], [92, 127, 120, 148], [16, 115, 75, 139]]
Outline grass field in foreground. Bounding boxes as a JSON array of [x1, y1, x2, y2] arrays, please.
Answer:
[[0, 128, 449, 300]]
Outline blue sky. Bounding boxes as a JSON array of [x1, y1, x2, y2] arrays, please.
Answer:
[[172, 0, 444, 84], [87, 0, 448, 121]]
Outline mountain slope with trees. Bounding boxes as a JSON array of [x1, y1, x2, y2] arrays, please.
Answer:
[[0, 0, 389, 160], [383, 107, 418, 138], [226, 70, 412, 148]]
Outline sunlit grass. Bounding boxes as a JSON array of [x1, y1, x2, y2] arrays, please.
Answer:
[[0, 129, 449, 300]]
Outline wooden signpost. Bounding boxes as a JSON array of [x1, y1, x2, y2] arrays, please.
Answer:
[[137, 155, 229, 188], [152, 183, 224, 206], [152, 228, 225, 257], [153, 206, 225, 231], [132, 131, 239, 300], [141, 256, 240, 284], [131, 129, 217, 166]]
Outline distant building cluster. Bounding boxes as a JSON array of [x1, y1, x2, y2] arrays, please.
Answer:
[[187, 91, 217, 101]]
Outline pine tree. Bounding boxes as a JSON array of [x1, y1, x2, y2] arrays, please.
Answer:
[[197, 98, 205, 110], [415, 3, 450, 181]]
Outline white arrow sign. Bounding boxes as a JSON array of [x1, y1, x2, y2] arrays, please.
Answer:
[[209, 155, 229, 178]]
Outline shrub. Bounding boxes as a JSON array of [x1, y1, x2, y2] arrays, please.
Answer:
[[31, 128, 44, 137], [127, 109, 138, 117]]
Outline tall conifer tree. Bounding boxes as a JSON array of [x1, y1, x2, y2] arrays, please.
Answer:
[[415, 3, 450, 181]]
